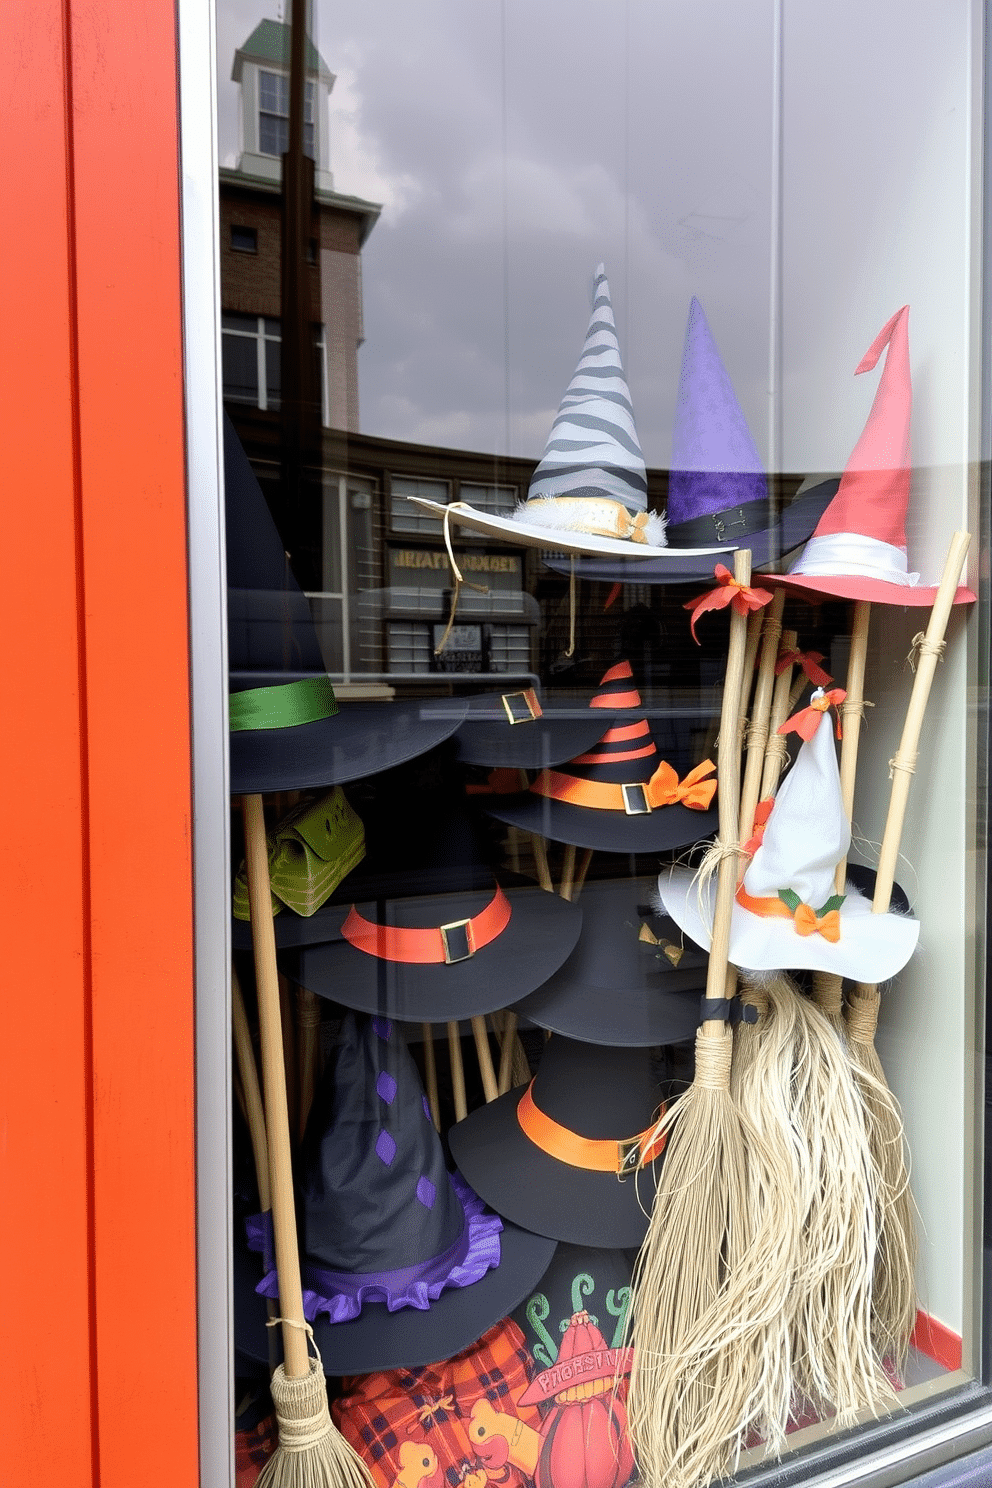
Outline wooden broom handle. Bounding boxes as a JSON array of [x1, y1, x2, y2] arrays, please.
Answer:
[[471, 1015, 499, 1102], [232, 966, 271, 1213], [760, 626, 797, 799], [739, 589, 785, 857], [873, 531, 971, 914], [242, 792, 310, 1379], [702, 549, 752, 1035], [834, 600, 872, 893]]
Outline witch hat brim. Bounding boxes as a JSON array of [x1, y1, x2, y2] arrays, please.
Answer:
[[454, 692, 621, 770], [540, 477, 841, 586], [233, 1215, 556, 1376], [406, 497, 724, 560], [657, 863, 919, 981], [447, 1086, 661, 1248], [230, 696, 469, 796], [487, 788, 718, 854], [513, 878, 705, 1045], [283, 883, 583, 1023], [766, 572, 976, 607]]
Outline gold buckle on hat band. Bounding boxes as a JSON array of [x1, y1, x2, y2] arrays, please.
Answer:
[[621, 783, 651, 816], [440, 918, 475, 964], [501, 687, 542, 725]]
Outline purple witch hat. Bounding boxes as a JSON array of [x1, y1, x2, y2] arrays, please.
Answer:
[[667, 296, 767, 528], [542, 298, 838, 585]]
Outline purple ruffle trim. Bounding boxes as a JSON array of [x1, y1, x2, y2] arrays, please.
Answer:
[[246, 1170, 503, 1325]]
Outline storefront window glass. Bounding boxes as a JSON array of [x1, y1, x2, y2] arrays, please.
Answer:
[[209, 4, 990, 1484]]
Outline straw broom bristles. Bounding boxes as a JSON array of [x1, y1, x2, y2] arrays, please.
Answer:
[[847, 981, 918, 1374], [629, 553, 800, 1487]]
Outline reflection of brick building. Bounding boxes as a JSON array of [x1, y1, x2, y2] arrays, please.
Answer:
[[220, 19, 379, 433]]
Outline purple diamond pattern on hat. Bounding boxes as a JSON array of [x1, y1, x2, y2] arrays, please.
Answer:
[[422, 1095, 432, 1121], [372, 1016, 392, 1041], [668, 297, 766, 525], [376, 1071, 397, 1105], [416, 1175, 437, 1210], [375, 1130, 397, 1166]]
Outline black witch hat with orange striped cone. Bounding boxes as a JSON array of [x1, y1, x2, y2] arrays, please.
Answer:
[[486, 661, 719, 852]]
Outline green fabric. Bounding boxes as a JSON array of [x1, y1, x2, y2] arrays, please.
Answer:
[[228, 676, 338, 733], [233, 787, 366, 920]]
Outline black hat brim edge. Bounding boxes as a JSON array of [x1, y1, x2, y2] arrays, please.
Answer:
[[455, 710, 622, 770], [230, 697, 469, 796], [539, 478, 840, 587], [233, 1215, 556, 1375], [515, 957, 703, 1047], [448, 1087, 661, 1248], [486, 793, 719, 853], [284, 885, 583, 1023]]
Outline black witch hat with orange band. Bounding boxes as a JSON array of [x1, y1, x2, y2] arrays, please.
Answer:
[[448, 1037, 667, 1247], [485, 661, 719, 852]]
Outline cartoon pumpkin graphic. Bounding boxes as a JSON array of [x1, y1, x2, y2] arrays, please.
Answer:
[[518, 1310, 634, 1488]]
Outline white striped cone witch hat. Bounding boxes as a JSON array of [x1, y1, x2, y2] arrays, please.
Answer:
[[403, 267, 723, 561]]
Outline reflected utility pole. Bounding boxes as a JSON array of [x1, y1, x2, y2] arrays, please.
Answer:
[[280, 0, 320, 589]]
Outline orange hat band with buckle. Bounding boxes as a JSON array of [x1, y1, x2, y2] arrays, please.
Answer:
[[341, 887, 512, 965], [516, 1081, 666, 1175], [531, 758, 717, 816]]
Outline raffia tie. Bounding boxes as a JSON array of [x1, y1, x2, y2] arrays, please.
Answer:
[[846, 987, 880, 1044], [839, 698, 875, 722], [907, 633, 946, 672], [694, 837, 749, 910], [888, 750, 918, 780], [434, 504, 489, 654], [694, 1028, 733, 1089], [745, 719, 769, 752], [763, 733, 788, 765]]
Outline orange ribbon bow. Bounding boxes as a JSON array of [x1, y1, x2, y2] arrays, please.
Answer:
[[742, 796, 774, 857], [793, 903, 842, 942], [646, 758, 717, 811], [774, 648, 832, 686], [684, 563, 774, 643], [779, 687, 847, 742]]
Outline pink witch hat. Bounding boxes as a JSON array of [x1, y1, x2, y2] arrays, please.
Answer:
[[775, 307, 974, 606]]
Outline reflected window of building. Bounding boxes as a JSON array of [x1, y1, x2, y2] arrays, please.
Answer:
[[221, 314, 326, 418], [459, 482, 517, 517], [390, 475, 451, 534], [230, 225, 257, 254], [258, 70, 315, 159]]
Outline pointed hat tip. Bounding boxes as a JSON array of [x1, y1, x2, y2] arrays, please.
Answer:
[[855, 305, 910, 377]]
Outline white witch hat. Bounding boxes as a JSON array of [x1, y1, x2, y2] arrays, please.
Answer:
[[405, 266, 722, 561], [657, 692, 919, 980]]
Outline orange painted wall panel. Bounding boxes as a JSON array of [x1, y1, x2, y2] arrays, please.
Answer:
[[2, 0, 199, 1480], [66, 0, 200, 1480], [1, 1, 96, 1482]]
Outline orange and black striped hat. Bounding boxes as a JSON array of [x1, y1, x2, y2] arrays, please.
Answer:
[[486, 661, 719, 853]]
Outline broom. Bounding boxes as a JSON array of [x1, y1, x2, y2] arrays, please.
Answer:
[[242, 792, 373, 1488], [629, 550, 797, 1488], [846, 530, 971, 1372]]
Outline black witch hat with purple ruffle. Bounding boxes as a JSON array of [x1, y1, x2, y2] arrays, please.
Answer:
[[243, 1013, 554, 1374]]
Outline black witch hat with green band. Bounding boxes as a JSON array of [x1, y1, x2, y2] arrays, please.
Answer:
[[225, 415, 466, 795]]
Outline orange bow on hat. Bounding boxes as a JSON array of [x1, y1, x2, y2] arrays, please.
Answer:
[[684, 563, 774, 643], [779, 687, 847, 742], [775, 648, 832, 687], [793, 902, 842, 942], [646, 758, 717, 810]]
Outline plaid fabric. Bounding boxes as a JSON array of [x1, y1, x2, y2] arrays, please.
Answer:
[[333, 1320, 543, 1488], [235, 1414, 277, 1488]]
